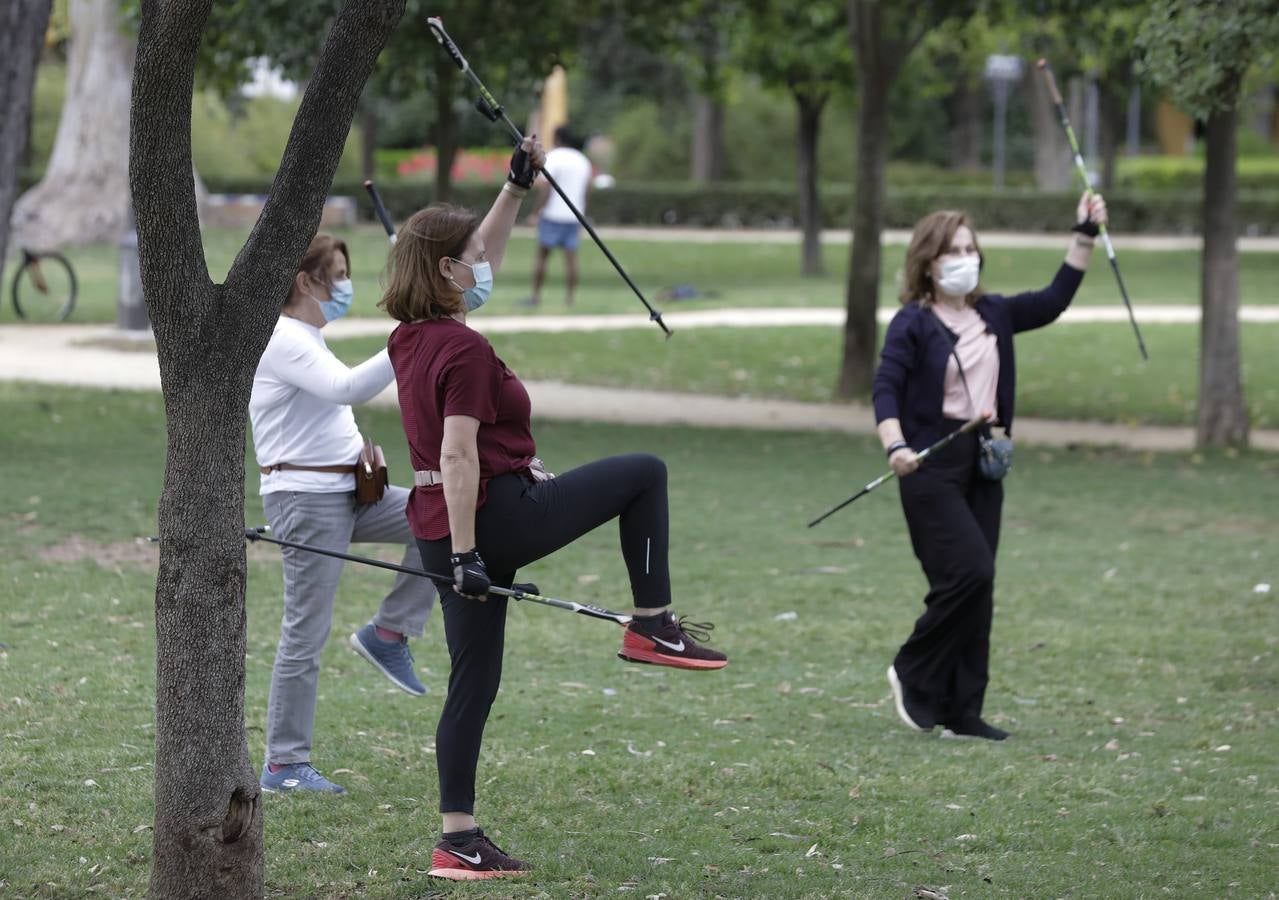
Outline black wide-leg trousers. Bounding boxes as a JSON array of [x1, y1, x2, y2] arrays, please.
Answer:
[[417, 453, 671, 814], [893, 425, 1003, 727]]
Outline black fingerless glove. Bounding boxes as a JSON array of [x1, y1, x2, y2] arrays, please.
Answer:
[[508, 144, 536, 190], [450, 549, 491, 598], [1071, 218, 1100, 238]]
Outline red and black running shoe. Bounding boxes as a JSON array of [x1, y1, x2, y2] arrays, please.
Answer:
[[427, 829, 530, 881], [618, 611, 728, 670]]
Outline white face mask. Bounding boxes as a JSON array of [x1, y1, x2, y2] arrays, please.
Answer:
[[934, 256, 980, 297]]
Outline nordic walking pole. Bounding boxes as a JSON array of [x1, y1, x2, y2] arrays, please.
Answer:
[[807, 414, 990, 528], [426, 15, 672, 338], [240, 527, 633, 625], [364, 180, 397, 243], [1038, 59, 1148, 361]]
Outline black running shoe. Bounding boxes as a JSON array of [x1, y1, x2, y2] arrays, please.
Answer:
[[887, 665, 935, 731], [428, 828, 530, 880], [941, 717, 1010, 741]]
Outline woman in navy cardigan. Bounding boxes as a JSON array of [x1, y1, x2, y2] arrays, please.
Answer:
[[875, 191, 1106, 741]]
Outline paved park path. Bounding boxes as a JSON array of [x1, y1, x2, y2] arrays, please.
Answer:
[[3, 307, 1276, 452]]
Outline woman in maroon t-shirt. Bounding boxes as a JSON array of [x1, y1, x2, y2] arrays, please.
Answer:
[[379, 137, 728, 881]]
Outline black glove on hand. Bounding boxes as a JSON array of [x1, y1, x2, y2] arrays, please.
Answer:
[[450, 549, 491, 599], [508, 144, 536, 190], [1071, 217, 1100, 238]]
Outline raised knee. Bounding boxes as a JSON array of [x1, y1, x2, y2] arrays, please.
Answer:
[[634, 453, 667, 484]]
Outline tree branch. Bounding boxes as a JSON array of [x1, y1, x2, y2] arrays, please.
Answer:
[[229, 0, 406, 309], [129, 0, 214, 302]]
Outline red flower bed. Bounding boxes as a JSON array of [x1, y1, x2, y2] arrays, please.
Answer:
[[397, 148, 510, 182]]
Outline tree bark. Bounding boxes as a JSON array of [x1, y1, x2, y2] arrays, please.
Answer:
[[12, 0, 133, 250], [840, 0, 922, 399], [949, 73, 983, 171], [795, 91, 826, 277], [1197, 95, 1249, 449], [360, 105, 378, 181], [434, 58, 457, 202], [131, 1, 407, 896], [839, 73, 889, 397], [690, 92, 725, 182], [1024, 62, 1074, 191], [0, 0, 53, 285], [1098, 86, 1124, 191]]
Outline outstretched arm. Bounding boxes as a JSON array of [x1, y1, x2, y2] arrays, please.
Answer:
[[477, 136, 546, 274]]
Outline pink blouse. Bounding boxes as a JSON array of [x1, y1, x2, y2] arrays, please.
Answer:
[[932, 302, 999, 423]]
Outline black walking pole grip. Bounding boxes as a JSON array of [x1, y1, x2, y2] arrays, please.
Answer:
[[363, 180, 397, 243]]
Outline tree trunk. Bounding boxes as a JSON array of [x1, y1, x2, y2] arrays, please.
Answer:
[[795, 92, 826, 277], [131, 1, 406, 896], [360, 105, 378, 181], [949, 73, 983, 171], [434, 58, 457, 202], [1024, 62, 1074, 191], [1098, 86, 1124, 191], [0, 0, 53, 285], [1197, 96, 1249, 448], [690, 92, 725, 182], [12, 0, 133, 250], [839, 75, 889, 398]]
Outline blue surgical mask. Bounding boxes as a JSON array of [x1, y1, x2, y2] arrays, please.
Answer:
[[318, 278, 354, 322], [451, 259, 493, 312]]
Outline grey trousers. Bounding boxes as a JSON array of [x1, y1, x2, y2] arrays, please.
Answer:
[[261, 485, 436, 764]]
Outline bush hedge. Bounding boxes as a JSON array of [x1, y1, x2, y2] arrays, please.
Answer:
[[85, 174, 1279, 236], [298, 178, 1278, 236], [1116, 155, 1279, 193]]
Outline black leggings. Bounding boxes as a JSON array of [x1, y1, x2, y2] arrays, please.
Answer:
[[417, 453, 670, 814], [893, 425, 1003, 727]]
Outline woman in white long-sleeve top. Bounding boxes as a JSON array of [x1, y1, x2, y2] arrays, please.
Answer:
[[249, 234, 437, 795]]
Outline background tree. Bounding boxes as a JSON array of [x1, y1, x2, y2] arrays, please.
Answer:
[[1137, 0, 1279, 448], [12, 0, 133, 249], [130, 0, 405, 894], [0, 0, 54, 283], [737, 0, 851, 276], [838, 0, 976, 398]]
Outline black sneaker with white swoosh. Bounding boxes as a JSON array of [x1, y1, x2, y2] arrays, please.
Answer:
[[618, 611, 728, 670], [427, 828, 529, 880]]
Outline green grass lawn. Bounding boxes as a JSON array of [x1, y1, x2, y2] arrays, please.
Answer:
[[6, 224, 1279, 325], [2, 383, 1277, 897], [329, 322, 1279, 429]]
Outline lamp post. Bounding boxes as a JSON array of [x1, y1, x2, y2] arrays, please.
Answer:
[[985, 54, 1024, 191]]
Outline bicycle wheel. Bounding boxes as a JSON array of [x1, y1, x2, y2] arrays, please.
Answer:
[[12, 249, 78, 322]]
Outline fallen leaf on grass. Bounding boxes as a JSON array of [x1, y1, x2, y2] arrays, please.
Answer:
[[805, 843, 820, 858], [915, 888, 950, 900]]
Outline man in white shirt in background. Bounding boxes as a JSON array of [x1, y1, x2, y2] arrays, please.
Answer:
[[524, 124, 592, 308]]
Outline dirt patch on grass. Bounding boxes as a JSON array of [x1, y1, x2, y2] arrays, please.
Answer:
[[71, 334, 156, 353], [35, 535, 284, 566]]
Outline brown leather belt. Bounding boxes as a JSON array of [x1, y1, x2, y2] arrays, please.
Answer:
[[260, 463, 357, 475]]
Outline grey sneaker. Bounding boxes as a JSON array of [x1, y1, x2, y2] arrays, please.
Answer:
[[260, 762, 346, 794], [350, 622, 426, 696]]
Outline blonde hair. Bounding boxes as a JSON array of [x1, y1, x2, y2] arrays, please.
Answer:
[[899, 210, 984, 306], [380, 205, 479, 322]]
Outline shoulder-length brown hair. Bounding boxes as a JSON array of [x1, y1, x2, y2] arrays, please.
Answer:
[[299, 233, 350, 284], [380, 204, 479, 322], [899, 210, 984, 306]]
